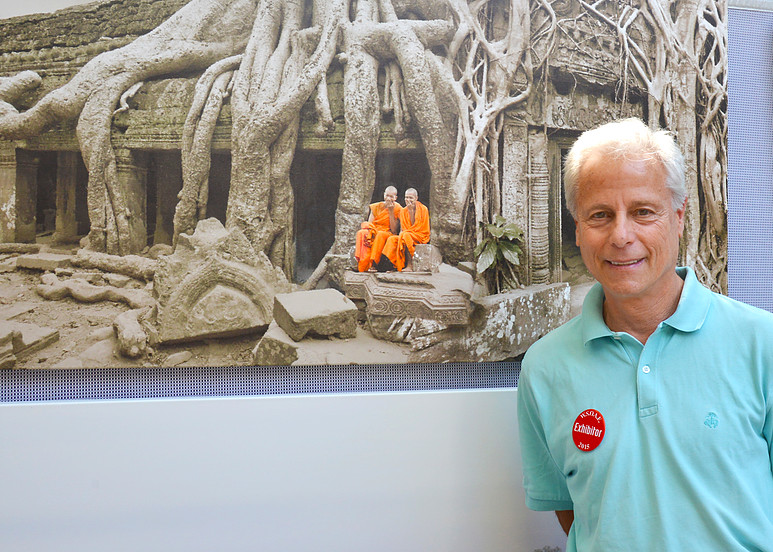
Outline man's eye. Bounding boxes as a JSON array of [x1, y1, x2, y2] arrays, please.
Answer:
[[590, 212, 608, 220], [635, 209, 654, 216]]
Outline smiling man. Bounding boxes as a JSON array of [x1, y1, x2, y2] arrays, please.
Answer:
[[517, 118, 773, 551]]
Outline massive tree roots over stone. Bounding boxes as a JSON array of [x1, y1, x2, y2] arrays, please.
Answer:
[[0, 0, 727, 292], [578, 0, 728, 290]]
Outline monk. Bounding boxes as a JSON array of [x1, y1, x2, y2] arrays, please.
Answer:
[[383, 188, 430, 272], [355, 185, 402, 272]]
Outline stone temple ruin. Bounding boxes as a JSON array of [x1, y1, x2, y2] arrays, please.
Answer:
[[0, 0, 697, 367]]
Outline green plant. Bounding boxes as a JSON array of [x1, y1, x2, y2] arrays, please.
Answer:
[[474, 215, 524, 294]]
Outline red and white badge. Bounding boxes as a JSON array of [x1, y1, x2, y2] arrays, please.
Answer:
[[572, 409, 605, 452]]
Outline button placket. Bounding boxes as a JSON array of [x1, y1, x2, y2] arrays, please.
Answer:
[[637, 331, 664, 418]]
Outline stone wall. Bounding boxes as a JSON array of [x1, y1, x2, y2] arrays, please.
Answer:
[[0, 0, 187, 55]]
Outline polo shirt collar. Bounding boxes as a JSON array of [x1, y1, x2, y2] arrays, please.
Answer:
[[581, 266, 712, 344], [663, 266, 712, 332]]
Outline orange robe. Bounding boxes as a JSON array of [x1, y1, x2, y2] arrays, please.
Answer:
[[355, 201, 402, 272], [383, 200, 430, 271]]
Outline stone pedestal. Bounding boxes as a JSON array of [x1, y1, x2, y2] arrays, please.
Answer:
[[14, 150, 38, 243], [115, 149, 148, 253], [344, 266, 474, 342], [53, 151, 80, 244]]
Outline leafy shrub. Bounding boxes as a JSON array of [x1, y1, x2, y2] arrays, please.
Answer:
[[474, 215, 524, 294]]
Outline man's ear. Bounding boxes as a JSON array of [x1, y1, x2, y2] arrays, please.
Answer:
[[574, 218, 580, 247], [676, 198, 687, 237]]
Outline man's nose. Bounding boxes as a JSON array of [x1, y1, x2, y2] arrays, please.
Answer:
[[610, 215, 634, 247]]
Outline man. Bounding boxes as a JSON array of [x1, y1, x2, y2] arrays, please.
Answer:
[[517, 118, 773, 551], [383, 188, 430, 272], [355, 185, 402, 272]]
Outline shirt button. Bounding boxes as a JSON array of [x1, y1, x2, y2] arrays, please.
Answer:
[[642, 365, 651, 374]]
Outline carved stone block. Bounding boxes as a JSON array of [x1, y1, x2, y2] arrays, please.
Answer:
[[154, 218, 291, 343], [343, 265, 474, 343], [273, 289, 358, 342]]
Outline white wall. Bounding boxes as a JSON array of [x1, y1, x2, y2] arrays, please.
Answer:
[[0, 389, 566, 552]]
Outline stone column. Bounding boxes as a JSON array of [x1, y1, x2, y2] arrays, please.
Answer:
[[53, 151, 80, 244], [527, 129, 550, 285], [501, 119, 530, 281], [115, 148, 148, 254], [0, 143, 16, 242], [152, 151, 183, 245], [14, 150, 39, 244]]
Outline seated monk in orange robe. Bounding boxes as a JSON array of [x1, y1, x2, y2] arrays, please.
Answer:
[[355, 185, 402, 272], [383, 188, 430, 272]]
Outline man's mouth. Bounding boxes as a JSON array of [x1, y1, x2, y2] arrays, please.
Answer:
[[608, 259, 642, 266]]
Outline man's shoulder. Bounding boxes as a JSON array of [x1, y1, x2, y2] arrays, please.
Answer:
[[708, 290, 773, 329], [523, 315, 584, 364]]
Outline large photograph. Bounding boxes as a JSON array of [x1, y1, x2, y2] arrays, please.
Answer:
[[0, 0, 726, 368]]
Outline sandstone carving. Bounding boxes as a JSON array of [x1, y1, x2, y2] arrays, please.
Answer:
[[153, 218, 291, 343], [344, 264, 474, 343]]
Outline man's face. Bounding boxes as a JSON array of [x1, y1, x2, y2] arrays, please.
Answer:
[[574, 155, 685, 304], [384, 188, 397, 206], [404, 190, 417, 207]]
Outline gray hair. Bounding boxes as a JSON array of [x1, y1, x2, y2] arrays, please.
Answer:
[[563, 118, 686, 218], [405, 188, 418, 197]]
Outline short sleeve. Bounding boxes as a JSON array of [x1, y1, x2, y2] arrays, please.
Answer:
[[765, 387, 773, 476], [517, 361, 574, 511]]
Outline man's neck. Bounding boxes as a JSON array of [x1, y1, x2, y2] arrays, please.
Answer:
[[602, 276, 684, 344]]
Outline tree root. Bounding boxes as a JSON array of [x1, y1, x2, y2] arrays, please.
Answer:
[[174, 55, 242, 244]]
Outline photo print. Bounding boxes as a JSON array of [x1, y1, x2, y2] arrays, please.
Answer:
[[0, 0, 726, 368]]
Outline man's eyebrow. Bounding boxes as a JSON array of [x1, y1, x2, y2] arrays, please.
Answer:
[[581, 199, 660, 213]]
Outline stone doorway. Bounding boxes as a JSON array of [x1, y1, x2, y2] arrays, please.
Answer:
[[291, 151, 341, 282], [290, 150, 432, 283], [373, 151, 431, 205], [16, 150, 89, 245], [548, 135, 592, 285], [206, 153, 232, 225], [146, 151, 183, 246], [35, 152, 57, 238]]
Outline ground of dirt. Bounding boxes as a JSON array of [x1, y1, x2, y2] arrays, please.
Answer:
[[2, 261, 410, 370]]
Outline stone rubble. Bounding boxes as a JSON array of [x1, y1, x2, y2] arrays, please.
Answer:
[[273, 288, 358, 341], [252, 321, 299, 366]]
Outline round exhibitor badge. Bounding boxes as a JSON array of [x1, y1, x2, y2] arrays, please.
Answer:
[[572, 409, 605, 452]]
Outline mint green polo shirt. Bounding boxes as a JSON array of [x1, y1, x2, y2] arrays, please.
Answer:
[[518, 267, 773, 551]]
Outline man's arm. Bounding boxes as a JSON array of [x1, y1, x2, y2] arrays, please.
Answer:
[[556, 510, 574, 536], [388, 207, 399, 234]]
